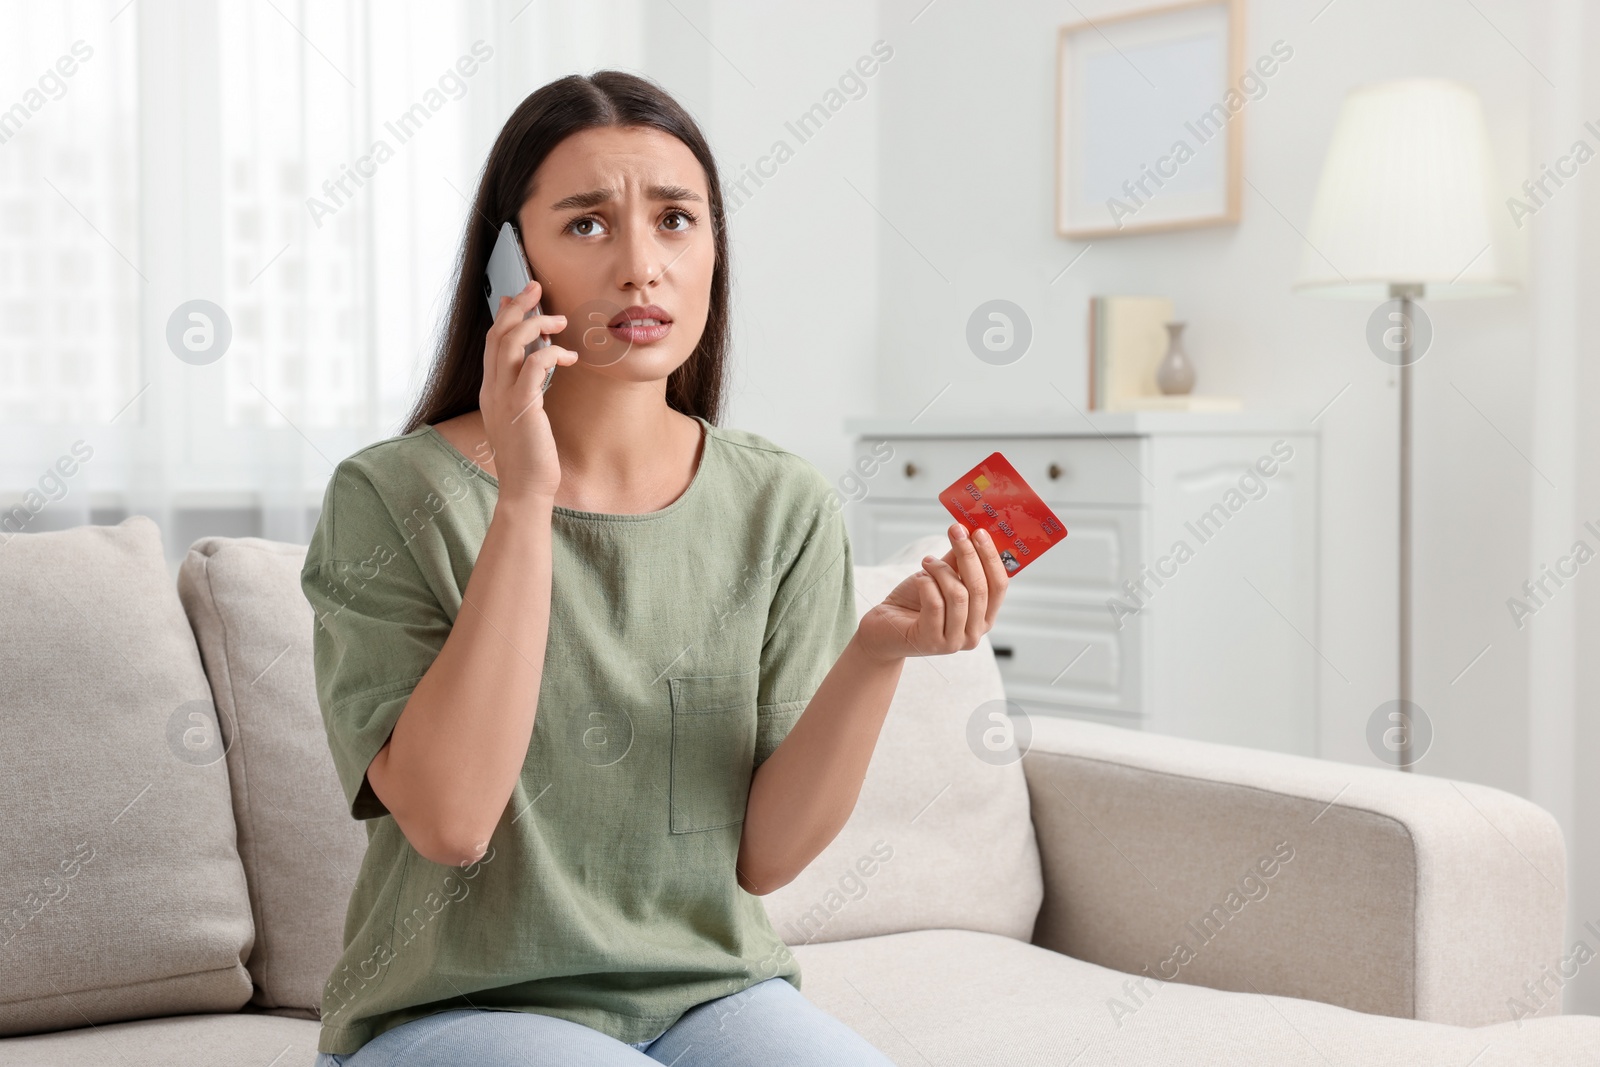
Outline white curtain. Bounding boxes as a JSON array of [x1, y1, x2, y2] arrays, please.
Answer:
[[0, 0, 644, 566]]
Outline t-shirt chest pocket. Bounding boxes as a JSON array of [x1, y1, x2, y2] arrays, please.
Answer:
[[666, 667, 761, 834]]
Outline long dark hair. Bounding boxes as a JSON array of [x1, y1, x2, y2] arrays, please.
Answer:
[[400, 71, 730, 435]]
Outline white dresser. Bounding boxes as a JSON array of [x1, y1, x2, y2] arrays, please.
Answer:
[[842, 413, 1321, 757]]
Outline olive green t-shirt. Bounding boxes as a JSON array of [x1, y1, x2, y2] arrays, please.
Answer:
[[299, 414, 858, 1055]]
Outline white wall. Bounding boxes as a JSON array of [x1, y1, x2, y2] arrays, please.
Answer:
[[1527, 0, 1597, 1021], [645, 0, 881, 486]]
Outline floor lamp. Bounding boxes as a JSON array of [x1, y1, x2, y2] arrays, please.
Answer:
[[1293, 79, 1515, 771]]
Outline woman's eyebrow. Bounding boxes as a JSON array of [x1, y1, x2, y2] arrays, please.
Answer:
[[549, 184, 704, 211]]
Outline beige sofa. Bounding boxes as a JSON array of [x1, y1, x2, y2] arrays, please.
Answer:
[[0, 516, 1596, 1066]]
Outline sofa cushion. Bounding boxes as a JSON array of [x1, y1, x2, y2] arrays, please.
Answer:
[[177, 536, 367, 1014], [762, 533, 1043, 946], [0, 1013, 319, 1067], [0, 517, 253, 1036], [792, 928, 1600, 1065]]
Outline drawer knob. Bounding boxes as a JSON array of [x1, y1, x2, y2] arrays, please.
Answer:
[[992, 645, 1014, 658], [904, 461, 918, 478], [1047, 463, 1064, 480]]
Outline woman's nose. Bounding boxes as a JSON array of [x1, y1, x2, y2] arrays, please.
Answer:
[[614, 220, 666, 290]]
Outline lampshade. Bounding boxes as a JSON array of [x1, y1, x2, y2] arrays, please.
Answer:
[[1294, 78, 1515, 300]]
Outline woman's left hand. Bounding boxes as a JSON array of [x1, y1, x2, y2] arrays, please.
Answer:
[[854, 522, 1012, 663]]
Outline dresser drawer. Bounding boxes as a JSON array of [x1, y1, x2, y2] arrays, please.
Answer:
[[853, 501, 956, 566], [1002, 507, 1140, 601], [988, 602, 1143, 718], [852, 501, 1142, 605], [856, 436, 1148, 507]]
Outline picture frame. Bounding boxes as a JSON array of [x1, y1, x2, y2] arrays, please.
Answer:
[[1056, 0, 1245, 239]]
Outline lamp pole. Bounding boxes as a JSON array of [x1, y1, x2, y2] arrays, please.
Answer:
[[1393, 281, 1423, 773]]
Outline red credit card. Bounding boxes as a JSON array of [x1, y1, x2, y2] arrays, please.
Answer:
[[938, 452, 1068, 576]]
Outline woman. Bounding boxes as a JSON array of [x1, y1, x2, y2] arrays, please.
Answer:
[[302, 70, 1010, 1066]]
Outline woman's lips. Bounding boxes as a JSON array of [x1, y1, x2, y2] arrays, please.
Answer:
[[607, 320, 671, 344]]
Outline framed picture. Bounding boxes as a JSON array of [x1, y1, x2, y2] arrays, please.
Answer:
[[1056, 0, 1245, 239]]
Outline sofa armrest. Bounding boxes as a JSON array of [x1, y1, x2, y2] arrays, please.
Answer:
[[1020, 716, 1567, 1028]]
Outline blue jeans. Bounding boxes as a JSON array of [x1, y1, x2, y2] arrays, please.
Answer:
[[312, 976, 896, 1066]]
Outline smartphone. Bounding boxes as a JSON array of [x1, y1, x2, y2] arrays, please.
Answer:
[[483, 220, 555, 392]]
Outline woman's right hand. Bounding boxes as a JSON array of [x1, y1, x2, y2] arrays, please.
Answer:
[[480, 279, 577, 502]]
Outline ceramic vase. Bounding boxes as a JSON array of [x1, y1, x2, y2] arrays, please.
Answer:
[[1156, 322, 1195, 395]]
